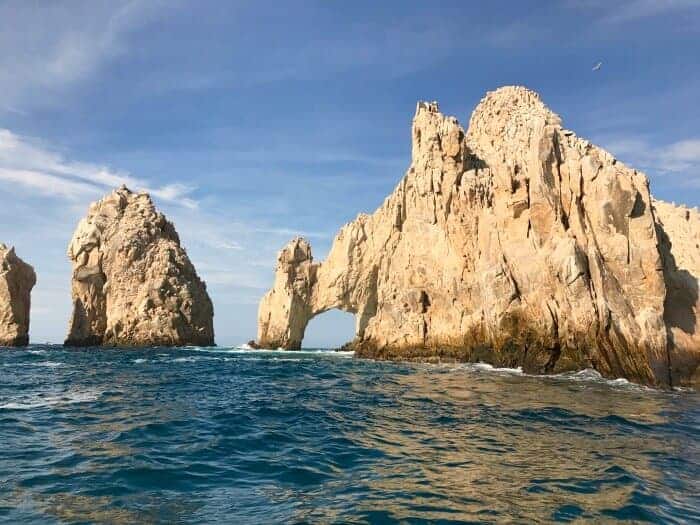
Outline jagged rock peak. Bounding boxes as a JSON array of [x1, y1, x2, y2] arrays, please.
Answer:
[[415, 100, 440, 114], [257, 85, 700, 387], [65, 186, 214, 347], [0, 244, 36, 346], [280, 237, 313, 265]]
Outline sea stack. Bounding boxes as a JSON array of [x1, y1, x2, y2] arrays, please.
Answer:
[[0, 244, 36, 346], [65, 186, 214, 347], [257, 86, 700, 387]]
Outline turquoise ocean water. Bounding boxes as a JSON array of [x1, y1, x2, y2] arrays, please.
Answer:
[[1, 345, 698, 523]]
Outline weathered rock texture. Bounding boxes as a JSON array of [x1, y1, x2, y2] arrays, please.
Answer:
[[66, 186, 214, 347], [0, 244, 36, 346], [653, 201, 700, 386], [257, 86, 700, 387]]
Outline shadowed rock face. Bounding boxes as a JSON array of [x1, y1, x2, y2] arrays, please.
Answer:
[[0, 244, 36, 346], [65, 186, 214, 347], [257, 86, 700, 387], [653, 200, 700, 386]]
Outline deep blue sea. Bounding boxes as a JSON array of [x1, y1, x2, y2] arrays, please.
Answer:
[[0, 345, 698, 524]]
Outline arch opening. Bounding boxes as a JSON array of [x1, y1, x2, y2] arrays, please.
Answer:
[[301, 308, 356, 349]]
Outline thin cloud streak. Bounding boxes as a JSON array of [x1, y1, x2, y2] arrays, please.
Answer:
[[0, 0, 177, 111], [565, 0, 700, 23], [0, 128, 197, 208], [600, 135, 700, 185], [0, 168, 97, 199], [250, 226, 331, 240]]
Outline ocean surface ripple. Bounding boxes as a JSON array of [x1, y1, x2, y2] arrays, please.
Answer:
[[0, 345, 698, 524]]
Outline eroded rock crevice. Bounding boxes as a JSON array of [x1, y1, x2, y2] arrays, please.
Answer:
[[257, 86, 700, 387]]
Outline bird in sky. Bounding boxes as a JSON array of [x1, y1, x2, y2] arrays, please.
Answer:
[[592, 61, 603, 71]]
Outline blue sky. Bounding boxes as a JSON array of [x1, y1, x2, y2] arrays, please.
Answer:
[[1, 0, 699, 346]]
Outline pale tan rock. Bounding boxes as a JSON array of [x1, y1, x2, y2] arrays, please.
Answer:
[[257, 86, 699, 387], [0, 244, 36, 346], [653, 200, 700, 386], [65, 186, 214, 347]]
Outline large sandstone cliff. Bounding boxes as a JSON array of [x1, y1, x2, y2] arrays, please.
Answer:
[[65, 186, 214, 347], [257, 86, 700, 387], [0, 244, 36, 346]]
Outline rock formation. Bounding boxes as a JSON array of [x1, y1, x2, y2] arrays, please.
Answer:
[[653, 201, 700, 385], [257, 86, 700, 387], [65, 186, 214, 347], [0, 244, 36, 346]]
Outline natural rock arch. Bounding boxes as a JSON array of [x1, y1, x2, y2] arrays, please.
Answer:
[[257, 87, 700, 387], [256, 237, 376, 349]]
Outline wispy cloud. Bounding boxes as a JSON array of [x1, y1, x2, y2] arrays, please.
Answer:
[[599, 134, 700, 186], [0, 128, 197, 207], [566, 0, 700, 23], [0, 168, 96, 199], [606, 0, 699, 22], [662, 139, 700, 166], [0, 1, 175, 112], [250, 226, 331, 239]]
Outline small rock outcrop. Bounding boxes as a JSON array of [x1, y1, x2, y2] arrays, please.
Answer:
[[257, 86, 700, 387], [65, 186, 214, 347], [0, 244, 36, 346]]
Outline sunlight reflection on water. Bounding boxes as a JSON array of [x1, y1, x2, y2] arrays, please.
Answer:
[[0, 345, 697, 523]]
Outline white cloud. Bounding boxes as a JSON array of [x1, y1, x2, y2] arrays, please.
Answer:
[[250, 226, 330, 240], [0, 168, 97, 199], [662, 139, 700, 163], [598, 134, 700, 186], [0, 128, 197, 207], [605, 0, 700, 22], [150, 184, 198, 210], [0, 1, 175, 111], [565, 0, 700, 23]]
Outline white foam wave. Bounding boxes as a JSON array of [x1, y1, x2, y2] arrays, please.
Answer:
[[440, 362, 524, 375], [191, 346, 355, 358], [442, 363, 661, 391], [0, 389, 101, 410], [172, 356, 198, 363], [3, 361, 64, 368], [468, 362, 524, 375], [35, 361, 64, 368], [171, 355, 221, 363], [133, 358, 147, 364], [548, 368, 656, 391]]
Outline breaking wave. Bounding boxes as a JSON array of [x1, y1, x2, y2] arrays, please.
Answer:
[[0, 389, 101, 410]]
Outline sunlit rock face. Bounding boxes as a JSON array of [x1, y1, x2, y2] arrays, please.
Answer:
[[65, 186, 214, 347], [0, 244, 36, 346], [257, 86, 700, 387]]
